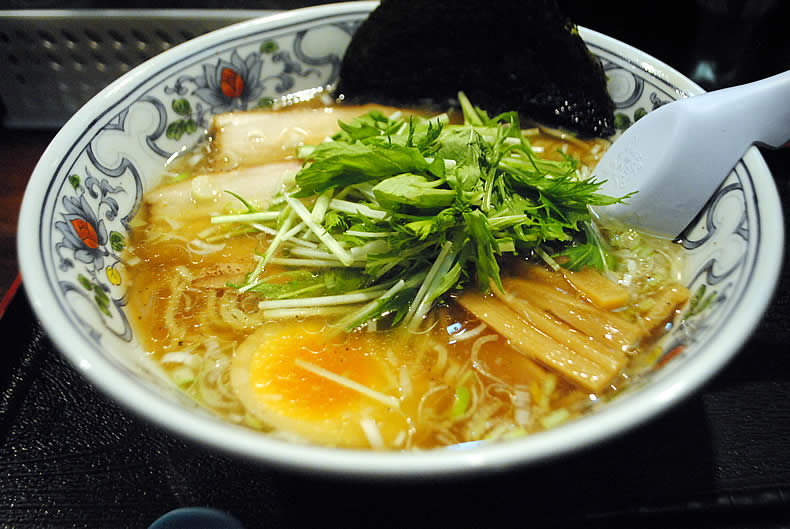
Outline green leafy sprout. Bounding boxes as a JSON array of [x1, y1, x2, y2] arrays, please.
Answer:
[[210, 92, 631, 331]]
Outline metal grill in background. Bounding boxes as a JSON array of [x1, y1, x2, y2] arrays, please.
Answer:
[[0, 10, 278, 129]]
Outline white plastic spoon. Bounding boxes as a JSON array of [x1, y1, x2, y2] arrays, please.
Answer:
[[592, 70, 790, 238]]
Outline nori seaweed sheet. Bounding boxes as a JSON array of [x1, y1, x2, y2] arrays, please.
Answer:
[[336, 0, 615, 138]]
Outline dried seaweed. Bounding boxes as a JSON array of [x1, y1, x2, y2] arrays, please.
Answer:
[[336, 0, 615, 138]]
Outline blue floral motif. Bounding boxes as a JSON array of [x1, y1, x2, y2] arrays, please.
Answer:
[[193, 50, 265, 112], [263, 49, 322, 93], [55, 193, 109, 272], [85, 174, 124, 222], [49, 24, 353, 345], [53, 168, 128, 326], [162, 41, 325, 135]]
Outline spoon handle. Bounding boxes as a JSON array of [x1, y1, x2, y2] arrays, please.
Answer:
[[592, 69, 790, 238], [687, 69, 790, 149]]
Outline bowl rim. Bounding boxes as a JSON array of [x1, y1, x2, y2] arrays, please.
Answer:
[[17, 1, 786, 477]]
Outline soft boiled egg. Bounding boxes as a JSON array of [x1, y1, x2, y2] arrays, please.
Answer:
[[230, 320, 410, 448]]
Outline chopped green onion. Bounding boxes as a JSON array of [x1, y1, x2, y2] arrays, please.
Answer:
[[450, 386, 471, 419]]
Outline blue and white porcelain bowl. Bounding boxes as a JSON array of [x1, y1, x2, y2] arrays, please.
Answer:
[[17, 2, 784, 476]]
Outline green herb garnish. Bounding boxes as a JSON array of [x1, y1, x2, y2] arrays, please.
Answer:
[[214, 92, 631, 331]]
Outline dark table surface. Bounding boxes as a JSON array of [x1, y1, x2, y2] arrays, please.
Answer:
[[2, 3, 790, 528]]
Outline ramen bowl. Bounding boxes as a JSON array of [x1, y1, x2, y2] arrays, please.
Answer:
[[17, 2, 784, 476]]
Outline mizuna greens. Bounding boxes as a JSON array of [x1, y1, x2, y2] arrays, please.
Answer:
[[215, 93, 630, 331]]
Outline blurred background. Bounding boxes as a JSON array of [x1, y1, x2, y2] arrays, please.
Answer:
[[564, 0, 790, 90]]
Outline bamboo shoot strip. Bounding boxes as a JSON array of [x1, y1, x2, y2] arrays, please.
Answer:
[[521, 263, 572, 289], [503, 279, 644, 349], [491, 287, 627, 374], [561, 267, 630, 310], [457, 292, 615, 392]]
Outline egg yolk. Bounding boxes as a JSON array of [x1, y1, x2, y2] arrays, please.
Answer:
[[231, 320, 407, 447]]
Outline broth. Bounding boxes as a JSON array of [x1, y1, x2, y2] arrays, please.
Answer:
[[123, 100, 687, 450]]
